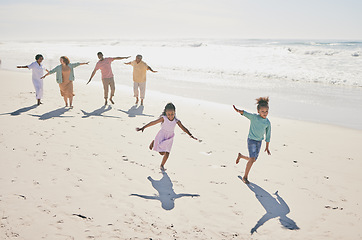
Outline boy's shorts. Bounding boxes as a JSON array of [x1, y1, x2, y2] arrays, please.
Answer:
[[248, 138, 262, 160]]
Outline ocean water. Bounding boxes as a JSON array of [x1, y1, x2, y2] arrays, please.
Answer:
[[1, 39, 361, 129]]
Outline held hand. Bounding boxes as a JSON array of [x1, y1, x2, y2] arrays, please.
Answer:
[[265, 147, 271, 155], [41, 75, 46, 79]]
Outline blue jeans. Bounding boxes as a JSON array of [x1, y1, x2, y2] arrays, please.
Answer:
[[248, 138, 262, 160]]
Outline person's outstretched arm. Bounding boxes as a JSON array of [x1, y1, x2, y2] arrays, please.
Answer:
[[147, 66, 157, 73], [79, 62, 89, 66], [113, 56, 131, 61], [177, 121, 197, 140], [17, 65, 28, 69], [233, 105, 244, 115], [87, 69, 97, 84], [136, 117, 163, 132]]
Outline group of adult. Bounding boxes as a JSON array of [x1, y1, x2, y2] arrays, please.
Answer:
[[17, 53, 157, 108]]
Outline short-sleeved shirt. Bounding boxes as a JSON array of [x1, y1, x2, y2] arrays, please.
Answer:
[[27, 61, 45, 81], [131, 60, 149, 83], [95, 58, 114, 79], [243, 111, 271, 142]]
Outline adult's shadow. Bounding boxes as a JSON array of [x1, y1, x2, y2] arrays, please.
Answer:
[[131, 171, 200, 210], [29, 107, 72, 120], [238, 176, 299, 234], [118, 105, 154, 118], [81, 105, 121, 119], [0, 104, 38, 116]]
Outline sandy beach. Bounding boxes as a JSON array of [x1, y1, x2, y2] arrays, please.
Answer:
[[1, 69, 362, 239]]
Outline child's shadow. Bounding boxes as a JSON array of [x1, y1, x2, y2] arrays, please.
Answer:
[[0, 104, 38, 116], [131, 171, 200, 210], [29, 107, 72, 120], [81, 105, 121, 119], [118, 105, 154, 118], [238, 176, 299, 234]]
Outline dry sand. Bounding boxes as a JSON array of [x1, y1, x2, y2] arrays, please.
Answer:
[[0, 69, 361, 239]]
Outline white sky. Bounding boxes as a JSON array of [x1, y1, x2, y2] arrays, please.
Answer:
[[0, 0, 361, 40]]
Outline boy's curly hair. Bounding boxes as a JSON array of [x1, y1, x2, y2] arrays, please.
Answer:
[[256, 97, 269, 110]]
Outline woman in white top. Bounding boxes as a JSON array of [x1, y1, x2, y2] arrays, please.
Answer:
[[17, 54, 48, 105]]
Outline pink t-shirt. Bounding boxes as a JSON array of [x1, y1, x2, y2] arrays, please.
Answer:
[[95, 58, 114, 79]]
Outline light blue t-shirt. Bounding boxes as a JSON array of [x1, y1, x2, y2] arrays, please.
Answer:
[[243, 111, 271, 142]]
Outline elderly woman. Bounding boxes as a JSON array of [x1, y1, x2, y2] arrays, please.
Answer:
[[42, 56, 88, 108]]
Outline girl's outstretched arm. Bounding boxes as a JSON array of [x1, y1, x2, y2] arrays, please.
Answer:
[[136, 117, 163, 132], [233, 105, 244, 115], [177, 121, 197, 140]]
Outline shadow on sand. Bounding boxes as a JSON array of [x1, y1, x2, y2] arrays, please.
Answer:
[[131, 171, 199, 210], [81, 105, 121, 119], [29, 107, 72, 120], [238, 176, 299, 234], [0, 104, 38, 116], [119, 105, 154, 118]]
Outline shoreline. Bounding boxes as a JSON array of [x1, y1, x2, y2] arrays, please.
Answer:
[[2, 67, 362, 131]]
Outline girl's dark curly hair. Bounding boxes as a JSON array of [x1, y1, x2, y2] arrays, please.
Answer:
[[256, 97, 269, 110]]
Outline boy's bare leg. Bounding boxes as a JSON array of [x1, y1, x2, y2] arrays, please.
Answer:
[[110, 97, 114, 104], [149, 140, 154, 150], [236, 153, 250, 164], [243, 158, 256, 184], [141, 99, 144, 105], [135, 97, 139, 105], [104, 99, 108, 105]]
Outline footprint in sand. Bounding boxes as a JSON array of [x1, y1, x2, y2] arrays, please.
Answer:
[[200, 151, 212, 156]]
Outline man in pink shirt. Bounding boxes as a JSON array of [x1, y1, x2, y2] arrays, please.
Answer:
[[88, 52, 130, 105]]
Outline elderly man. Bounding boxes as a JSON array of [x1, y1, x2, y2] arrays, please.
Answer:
[[125, 55, 157, 105], [88, 52, 130, 105]]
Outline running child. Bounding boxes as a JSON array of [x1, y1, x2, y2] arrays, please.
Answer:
[[136, 103, 197, 171], [234, 97, 271, 184]]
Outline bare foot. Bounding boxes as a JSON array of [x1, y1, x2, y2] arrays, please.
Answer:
[[69, 106, 73, 109], [110, 98, 114, 104], [242, 177, 250, 184], [160, 165, 166, 171], [104, 99, 108, 105], [135, 98, 139, 105], [141, 99, 144, 105], [236, 153, 241, 164], [149, 140, 154, 150]]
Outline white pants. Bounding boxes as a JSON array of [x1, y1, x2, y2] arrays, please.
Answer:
[[133, 82, 146, 99], [32, 78, 43, 99]]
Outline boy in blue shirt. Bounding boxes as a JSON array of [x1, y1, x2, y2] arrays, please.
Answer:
[[234, 97, 271, 184]]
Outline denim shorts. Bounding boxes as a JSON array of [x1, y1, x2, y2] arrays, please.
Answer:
[[248, 138, 262, 160]]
